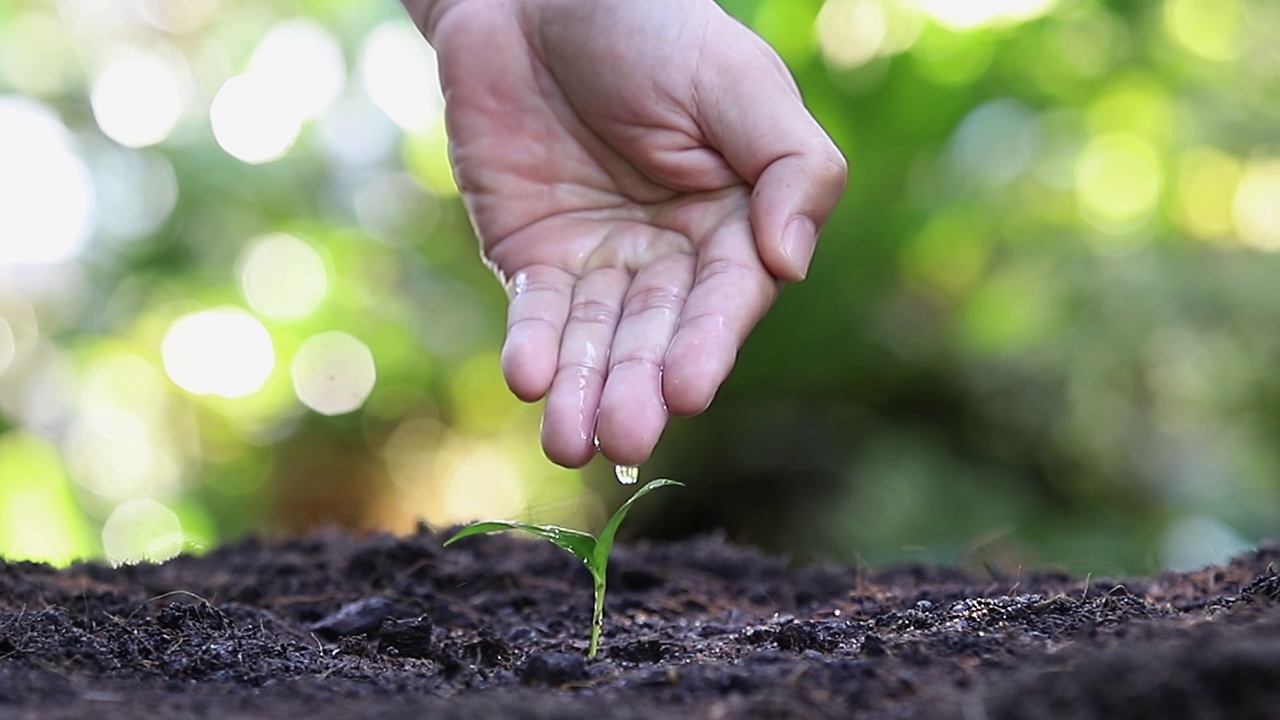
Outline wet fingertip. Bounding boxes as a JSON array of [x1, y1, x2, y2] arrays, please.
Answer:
[[597, 440, 654, 469], [539, 424, 596, 469], [596, 413, 665, 467], [661, 373, 716, 417], [504, 372, 550, 403], [501, 342, 553, 402]]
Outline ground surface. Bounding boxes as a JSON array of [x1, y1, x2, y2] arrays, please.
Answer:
[[1, 528, 1278, 719]]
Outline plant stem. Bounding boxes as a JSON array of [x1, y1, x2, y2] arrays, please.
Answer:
[[589, 573, 605, 659]]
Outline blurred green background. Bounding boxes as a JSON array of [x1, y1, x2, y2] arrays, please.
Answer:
[[1, 0, 1277, 574]]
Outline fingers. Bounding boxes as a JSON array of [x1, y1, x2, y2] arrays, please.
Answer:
[[540, 267, 630, 467], [696, 32, 848, 282], [596, 253, 695, 465], [662, 220, 778, 417], [501, 266, 576, 402], [509, 229, 769, 467]]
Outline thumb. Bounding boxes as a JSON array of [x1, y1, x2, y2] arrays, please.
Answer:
[[695, 27, 847, 281], [750, 146, 847, 281]]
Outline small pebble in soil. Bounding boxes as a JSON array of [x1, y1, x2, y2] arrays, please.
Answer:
[[309, 596, 395, 639], [505, 626, 538, 644], [518, 652, 587, 686], [774, 621, 834, 653], [461, 630, 514, 668], [860, 633, 888, 657], [377, 616, 435, 659]]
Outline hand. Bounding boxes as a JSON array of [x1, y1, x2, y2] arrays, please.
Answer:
[[405, 0, 846, 467]]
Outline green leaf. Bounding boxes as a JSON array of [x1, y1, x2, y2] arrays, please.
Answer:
[[444, 521, 597, 566], [593, 478, 683, 570]]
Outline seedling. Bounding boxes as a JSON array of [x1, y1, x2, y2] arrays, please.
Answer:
[[444, 478, 682, 659]]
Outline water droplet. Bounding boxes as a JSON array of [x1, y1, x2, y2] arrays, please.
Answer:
[[614, 464, 639, 485]]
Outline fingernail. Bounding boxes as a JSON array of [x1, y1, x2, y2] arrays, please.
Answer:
[[782, 216, 817, 280]]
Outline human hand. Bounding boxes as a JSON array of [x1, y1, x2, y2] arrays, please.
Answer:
[[404, 0, 847, 467]]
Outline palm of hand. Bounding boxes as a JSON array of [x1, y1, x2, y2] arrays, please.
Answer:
[[430, 0, 839, 467]]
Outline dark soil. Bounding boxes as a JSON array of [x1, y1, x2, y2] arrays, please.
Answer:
[[1, 528, 1278, 719]]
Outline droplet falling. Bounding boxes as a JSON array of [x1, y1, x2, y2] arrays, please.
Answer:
[[614, 464, 639, 485]]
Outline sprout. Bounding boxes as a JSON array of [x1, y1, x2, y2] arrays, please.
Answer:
[[445, 478, 682, 659]]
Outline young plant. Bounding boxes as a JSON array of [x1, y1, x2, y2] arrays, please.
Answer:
[[444, 478, 682, 659]]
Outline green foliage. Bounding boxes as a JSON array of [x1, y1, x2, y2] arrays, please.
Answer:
[[445, 479, 683, 658]]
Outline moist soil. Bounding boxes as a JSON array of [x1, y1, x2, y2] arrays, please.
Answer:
[[1, 528, 1278, 720]]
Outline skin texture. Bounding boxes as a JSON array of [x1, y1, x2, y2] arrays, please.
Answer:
[[402, 0, 847, 467]]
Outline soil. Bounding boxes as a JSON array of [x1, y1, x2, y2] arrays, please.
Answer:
[[1, 528, 1278, 720]]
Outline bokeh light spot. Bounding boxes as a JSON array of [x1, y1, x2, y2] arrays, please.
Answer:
[[902, 206, 989, 295], [1174, 146, 1241, 242], [92, 147, 179, 244], [359, 21, 443, 133], [0, 96, 96, 267], [1075, 133, 1162, 236], [0, 13, 81, 98], [0, 431, 93, 565], [1087, 78, 1174, 146], [162, 307, 275, 398], [210, 73, 302, 164], [816, 0, 888, 70], [0, 340, 75, 437], [959, 263, 1055, 355], [440, 442, 526, 523], [449, 351, 521, 435], [0, 317, 14, 378], [912, 0, 1057, 31], [248, 19, 346, 121], [135, 0, 220, 34], [1162, 0, 1244, 62], [90, 53, 184, 148], [67, 353, 183, 502], [102, 498, 185, 564], [1161, 515, 1253, 571], [354, 172, 439, 244], [909, 25, 995, 86], [291, 331, 377, 416], [209, 19, 345, 164], [238, 233, 329, 320], [316, 89, 400, 168], [383, 414, 449, 493], [950, 99, 1041, 185], [1233, 158, 1280, 251]]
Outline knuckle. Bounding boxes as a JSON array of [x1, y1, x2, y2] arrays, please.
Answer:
[[558, 360, 607, 385], [816, 144, 849, 192], [610, 356, 662, 374], [510, 272, 571, 300], [698, 257, 750, 281], [698, 259, 775, 299], [506, 315, 559, 336], [625, 285, 687, 317], [568, 298, 620, 327]]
